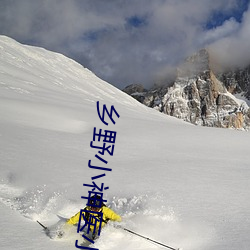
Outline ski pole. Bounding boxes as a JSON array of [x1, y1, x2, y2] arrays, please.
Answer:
[[37, 220, 48, 230], [122, 227, 180, 250], [37, 220, 53, 238]]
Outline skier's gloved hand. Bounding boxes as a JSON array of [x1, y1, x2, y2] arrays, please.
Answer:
[[56, 230, 64, 238], [55, 222, 72, 238]]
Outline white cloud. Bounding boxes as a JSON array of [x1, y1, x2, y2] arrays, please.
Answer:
[[209, 5, 250, 68], [200, 18, 240, 45], [0, 0, 249, 88]]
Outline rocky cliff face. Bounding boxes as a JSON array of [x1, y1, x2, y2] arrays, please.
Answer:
[[123, 49, 250, 130], [217, 66, 250, 99]]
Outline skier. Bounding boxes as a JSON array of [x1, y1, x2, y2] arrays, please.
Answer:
[[66, 195, 122, 240]]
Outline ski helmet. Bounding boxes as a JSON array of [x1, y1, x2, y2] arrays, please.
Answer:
[[89, 195, 102, 208]]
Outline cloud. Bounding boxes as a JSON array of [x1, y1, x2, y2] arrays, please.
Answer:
[[0, 0, 249, 88], [209, 4, 250, 69], [200, 18, 240, 45]]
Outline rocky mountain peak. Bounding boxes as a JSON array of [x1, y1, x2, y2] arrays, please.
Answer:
[[177, 49, 210, 78], [123, 49, 250, 130]]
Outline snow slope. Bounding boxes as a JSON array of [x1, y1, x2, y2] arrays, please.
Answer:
[[0, 36, 250, 250]]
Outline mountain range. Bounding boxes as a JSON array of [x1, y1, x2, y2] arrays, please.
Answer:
[[123, 49, 250, 130]]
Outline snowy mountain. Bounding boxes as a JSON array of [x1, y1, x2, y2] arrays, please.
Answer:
[[217, 65, 250, 100], [0, 36, 250, 250], [124, 49, 250, 130]]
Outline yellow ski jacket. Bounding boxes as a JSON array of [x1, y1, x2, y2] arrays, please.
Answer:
[[67, 206, 121, 232]]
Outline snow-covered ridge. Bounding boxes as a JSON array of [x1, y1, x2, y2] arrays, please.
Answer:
[[0, 35, 161, 134], [0, 35, 146, 108]]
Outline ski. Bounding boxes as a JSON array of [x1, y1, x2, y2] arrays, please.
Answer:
[[57, 214, 69, 221]]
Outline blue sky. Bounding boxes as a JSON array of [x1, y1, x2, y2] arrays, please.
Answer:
[[0, 0, 249, 89], [206, 0, 249, 28]]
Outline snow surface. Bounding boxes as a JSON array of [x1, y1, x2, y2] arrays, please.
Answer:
[[0, 35, 250, 250]]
